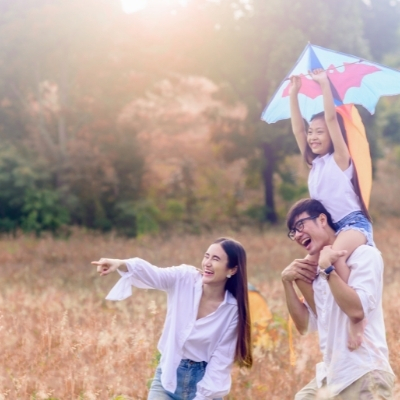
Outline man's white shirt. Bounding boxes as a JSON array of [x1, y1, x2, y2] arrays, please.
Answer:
[[305, 245, 394, 396]]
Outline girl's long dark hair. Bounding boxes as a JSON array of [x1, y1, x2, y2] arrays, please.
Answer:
[[304, 112, 371, 221], [214, 237, 253, 369]]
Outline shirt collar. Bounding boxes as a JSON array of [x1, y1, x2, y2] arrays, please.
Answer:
[[225, 289, 238, 306], [312, 152, 331, 165]]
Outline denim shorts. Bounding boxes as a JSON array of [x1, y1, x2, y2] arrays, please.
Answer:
[[333, 211, 375, 247], [147, 359, 223, 400]]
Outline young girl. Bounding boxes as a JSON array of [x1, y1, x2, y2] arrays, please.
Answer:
[[92, 237, 253, 400], [289, 69, 374, 349]]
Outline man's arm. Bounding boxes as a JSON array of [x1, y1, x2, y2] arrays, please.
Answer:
[[281, 259, 318, 335], [282, 281, 309, 335], [295, 279, 316, 315], [319, 246, 364, 323]]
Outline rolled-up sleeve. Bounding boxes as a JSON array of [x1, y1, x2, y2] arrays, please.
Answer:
[[105, 258, 190, 301], [348, 249, 383, 319], [194, 314, 238, 400]]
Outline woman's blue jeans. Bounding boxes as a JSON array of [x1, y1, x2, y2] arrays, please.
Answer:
[[147, 359, 223, 400]]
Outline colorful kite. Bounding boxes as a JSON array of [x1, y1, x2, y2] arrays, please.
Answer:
[[261, 43, 400, 123], [261, 43, 400, 208]]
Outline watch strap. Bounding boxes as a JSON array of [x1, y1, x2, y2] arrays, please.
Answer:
[[325, 265, 335, 275]]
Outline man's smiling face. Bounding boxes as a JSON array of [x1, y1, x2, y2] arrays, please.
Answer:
[[291, 212, 330, 255]]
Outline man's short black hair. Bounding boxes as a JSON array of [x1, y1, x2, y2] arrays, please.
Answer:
[[286, 198, 335, 231]]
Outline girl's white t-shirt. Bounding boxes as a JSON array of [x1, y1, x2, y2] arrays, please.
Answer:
[[308, 153, 361, 223]]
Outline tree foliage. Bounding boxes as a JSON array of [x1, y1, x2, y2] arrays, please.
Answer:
[[0, 0, 399, 233]]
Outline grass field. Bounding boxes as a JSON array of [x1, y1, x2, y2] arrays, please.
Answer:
[[1, 217, 400, 399]]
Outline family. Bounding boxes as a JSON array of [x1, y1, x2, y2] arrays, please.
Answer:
[[93, 69, 394, 399]]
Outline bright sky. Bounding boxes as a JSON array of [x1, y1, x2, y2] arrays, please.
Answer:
[[120, 0, 147, 13], [121, 0, 190, 13]]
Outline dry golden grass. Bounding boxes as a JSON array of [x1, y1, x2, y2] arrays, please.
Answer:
[[1, 221, 400, 399]]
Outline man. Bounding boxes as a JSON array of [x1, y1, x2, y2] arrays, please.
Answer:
[[282, 198, 394, 399]]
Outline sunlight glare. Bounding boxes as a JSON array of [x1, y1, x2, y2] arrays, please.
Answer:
[[121, 0, 190, 13], [121, 0, 147, 13]]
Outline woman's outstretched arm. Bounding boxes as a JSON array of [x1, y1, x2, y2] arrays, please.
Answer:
[[310, 69, 350, 170], [93, 258, 127, 275], [93, 257, 193, 300], [289, 75, 308, 156]]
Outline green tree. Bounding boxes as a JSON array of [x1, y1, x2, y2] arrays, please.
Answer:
[[0, 143, 69, 234], [360, 0, 400, 62], [189, 0, 370, 221], [1, 0, 395, 231], [359, 0, 400, 157], [21, 189, 70, 235], [0, 0, 148, 232]]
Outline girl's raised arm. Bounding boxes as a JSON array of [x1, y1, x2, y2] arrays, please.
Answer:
[[289, 76, 308, 156], [310, 69, 350, 171]]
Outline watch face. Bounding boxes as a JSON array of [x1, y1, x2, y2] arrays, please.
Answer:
[[320, 270, 328, 280]]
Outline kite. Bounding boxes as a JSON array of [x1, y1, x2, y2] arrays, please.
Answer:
[[262, 43, 400, 123]]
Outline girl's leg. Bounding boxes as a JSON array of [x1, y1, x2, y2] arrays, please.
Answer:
[[332, 229, 367, 351], [331, 229, 367, 283]]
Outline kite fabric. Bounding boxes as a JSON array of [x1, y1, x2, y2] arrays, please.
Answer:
[[261, 43, 400, 124], [248, 283, 273, 349], [336, 104, 372, 209]]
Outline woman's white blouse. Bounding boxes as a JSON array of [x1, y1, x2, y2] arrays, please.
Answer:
[[105, 258, 238, 400]]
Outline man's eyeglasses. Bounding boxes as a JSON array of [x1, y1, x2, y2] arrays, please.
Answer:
[[287, 215, 319, 240]]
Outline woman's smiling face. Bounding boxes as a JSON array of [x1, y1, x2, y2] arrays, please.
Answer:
[[201, 243, 236, 285]]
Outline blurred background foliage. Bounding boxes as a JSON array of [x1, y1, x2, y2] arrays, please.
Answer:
[[0, 0, 400, 236]]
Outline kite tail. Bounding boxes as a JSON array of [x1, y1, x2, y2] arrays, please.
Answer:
[[336, 104, 372, 210]]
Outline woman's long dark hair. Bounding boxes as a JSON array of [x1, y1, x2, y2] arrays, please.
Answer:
[[214, 237, 253, 369], [304, 112, 371, 221]]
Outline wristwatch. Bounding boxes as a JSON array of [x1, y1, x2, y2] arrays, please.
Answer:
[[319, 265, 335, 280]]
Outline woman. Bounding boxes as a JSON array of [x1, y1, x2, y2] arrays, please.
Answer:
[[92, 237, 253, 400]]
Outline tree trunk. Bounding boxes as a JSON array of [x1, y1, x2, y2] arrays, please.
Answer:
[[262, 142, 278, 223]]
